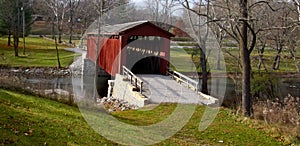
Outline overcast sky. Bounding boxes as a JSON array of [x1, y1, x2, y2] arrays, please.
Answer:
[[131, 0, 146, 7]]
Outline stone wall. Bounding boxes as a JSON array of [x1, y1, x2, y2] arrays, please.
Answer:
[[112, 74, 148, 107], [83, 58, 96, 76]]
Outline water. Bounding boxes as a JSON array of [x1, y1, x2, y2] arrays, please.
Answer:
[[1, 73, 299, 105], [200, 77, 300, 106], [0, 74, 75, 103]]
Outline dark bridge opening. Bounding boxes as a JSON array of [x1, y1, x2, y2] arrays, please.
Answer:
[[131, 56, 161, 74]]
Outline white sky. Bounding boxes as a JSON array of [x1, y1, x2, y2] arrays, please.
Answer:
[[131, 0, 144, 3], [131, 0, 146, 7]]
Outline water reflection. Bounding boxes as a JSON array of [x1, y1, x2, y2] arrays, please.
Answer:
[[0, 74, 75, 103], [202, 77, 300, 106], [1, 73, 299, 106]]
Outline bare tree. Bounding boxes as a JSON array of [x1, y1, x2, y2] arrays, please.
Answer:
[[14, 0, 21, 57], [180, 0, 296, 116], [183, 0, 211, 94], [41, 0, 69, 67], [0, 0, 17, 47], [43, 0, 70, 43], [144, 0, 160, 21], [293, 0, 300, 21], [68, 0, 80, 44], [22, 0, 26, 55], [161, 0, 178, 24], [0, 0, 22, 56]]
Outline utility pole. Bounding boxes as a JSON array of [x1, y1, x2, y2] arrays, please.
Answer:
[[22, 0, 26, 55], [94, 0, 104, 102]]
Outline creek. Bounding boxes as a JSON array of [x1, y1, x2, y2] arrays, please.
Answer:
[[0, 70, 299, 105]]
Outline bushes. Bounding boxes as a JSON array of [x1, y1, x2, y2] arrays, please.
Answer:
[[251, 74, 279, 100], [253, 94, 300, 143]]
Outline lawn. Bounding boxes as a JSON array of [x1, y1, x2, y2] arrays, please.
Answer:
[[0, 89, 284, 145], [0, 37, 78, 67], [170, 46, 300, 74], [223, 47, 300, 73]]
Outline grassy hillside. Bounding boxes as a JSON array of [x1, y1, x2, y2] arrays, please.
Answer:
[[0, 89, 284, 145], [0, 37, 78, 67]]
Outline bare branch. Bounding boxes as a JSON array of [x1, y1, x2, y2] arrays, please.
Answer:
[[249, 1, 279, 12]]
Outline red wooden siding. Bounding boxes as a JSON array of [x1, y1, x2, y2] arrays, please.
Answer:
[[98, 38, 121, 76], [86, 21, 174, 77], [160, 38, 170, 75], [87, 36, 121, 76]]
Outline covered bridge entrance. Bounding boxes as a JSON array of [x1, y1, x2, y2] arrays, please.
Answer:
[[86, 21, 174, 77]]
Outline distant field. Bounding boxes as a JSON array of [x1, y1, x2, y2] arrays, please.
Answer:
[[0, 37, 78, 67], [31, 21, 83, 41], [30, 21, 53, 35], [170, 39, 300, 73]]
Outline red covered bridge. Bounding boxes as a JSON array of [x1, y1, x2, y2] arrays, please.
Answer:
[[86, 21, 174, 77]]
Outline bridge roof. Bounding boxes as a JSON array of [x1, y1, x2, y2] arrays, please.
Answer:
[[88, 20, 174, 37]]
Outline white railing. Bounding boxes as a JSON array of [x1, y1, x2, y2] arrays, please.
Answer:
[[122, 66, 144, 94], [168, 70, 199, 92]]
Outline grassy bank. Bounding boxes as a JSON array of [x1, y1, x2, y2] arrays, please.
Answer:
[[0, 37, 78, 67], [0, 89, 285, 145], [0, 89, 113, 145]]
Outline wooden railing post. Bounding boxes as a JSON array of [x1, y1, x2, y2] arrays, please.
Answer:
[[140, 82, 143, 94], [169, 70, 200, 93], [121, 66, 144, 95]]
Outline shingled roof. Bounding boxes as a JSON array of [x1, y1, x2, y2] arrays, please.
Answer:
[[89, 20, 174, 37]]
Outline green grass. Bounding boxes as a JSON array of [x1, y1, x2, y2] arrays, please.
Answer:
[[223, 48, 300, 73], [0, 37, 78, 67], [0, 89, 284, 145], [171, 45, 300, 73], [170, 47, 199, 72], [0, 89, 113, 145]]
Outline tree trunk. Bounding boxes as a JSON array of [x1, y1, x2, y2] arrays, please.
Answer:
[[13, 34, 19, 57], [290, 48, 300, 72], [241, 49, 251, 116], [273, 45, 282, 70], [200, 0, 210, 95], [14, 0, 20, 57], [69, 24, 73, 44], [8, 30, 11, 46], [69, 0, 74, 44], [240, 0, 252, 116], [94, 0, 104, 102], [51, 16, 55, 40], [58, 27, 62, 43], [22, 0, 26, 55], [257, 43, 267, 74], [55, 37, 61, 68], [201, 47, 208, 94], [22, 0, 25, 55], [216, 45, 221, 70]]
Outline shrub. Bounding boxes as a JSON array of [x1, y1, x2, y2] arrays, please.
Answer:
[[251, 74, 279, 100], [253, 94, 300, 143]]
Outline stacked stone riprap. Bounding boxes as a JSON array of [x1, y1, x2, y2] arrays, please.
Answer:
[[0, 66, 71, 77], [97, 96, 139, 112]]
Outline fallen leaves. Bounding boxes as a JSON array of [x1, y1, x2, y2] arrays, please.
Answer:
[[24, 128, 34, 136]]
